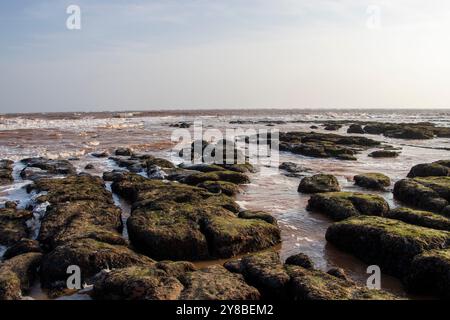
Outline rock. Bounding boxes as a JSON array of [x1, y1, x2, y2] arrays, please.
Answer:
[[0, 159, 13, 185], [0, 253, 42, 300], [386, 207, 450, 231], [347, 124, 365, 134], [0, 208, 32, 246], [325, 216, 450, 277], [179, 265, 261, 300], [91, 151, 109, 158], [147, 165, 168, 180], [393, 177, 450, 214], [20, 157, 76, 178], [170, 122, 191, 128], [307, 192, 389, 221], [405, 248, 450, 297], [323, 124, 342, 131], [178, 163, 225, 173], [102, 169, 127, 182], [3, 239, 42, 260], [407, 162, 450, 178], [326, 268, 353, 282], [363, 122, 435, 140], [354, 173, 390, 190], [279, 162, 310, 177], [40, 238, 155, 290], [115, 147, 133, 156], [285, 253, 314, 269], [182, 170, 250, 185], [4, 201, 17, 209], [84, 164, 94, 170], [113, 173, 280, 261], [197, 181, 239, 196], [298, 174, 340, 194], [92, 265, 184, 300], [238, 210, 277, 225], [310, 125, 318, 129], [368, 150, 400, 158]]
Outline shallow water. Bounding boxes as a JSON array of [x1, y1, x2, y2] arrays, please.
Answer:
[[1, 109, 450, 299]]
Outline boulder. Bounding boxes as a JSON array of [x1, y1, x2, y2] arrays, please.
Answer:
[[407, 162, 450, 178], [298, 174, 340, 194], [0, 208, 32, 246], [285, 253, 314, 269], [347, 124, 365, 134], [405, 248, 450, 297], [307, 192, 389, 221], [354, 173, 390, 190], [386, 207, 450, 231], [325, 216, 450, 277], [0, 253, 42, 300]]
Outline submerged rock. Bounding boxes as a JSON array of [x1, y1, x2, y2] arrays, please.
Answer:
[[386, 207, 450, 232], [393, 177, 450, 214], [405, 248, 450, 297], [368, 150, 400, 158], [307, 192, 389, 221], [0, 159, 13, 185], [0, 208, 33, 246], [354, 173, 390, 190], [298, 174, 340, 194], [0, 253, 42, 300], [279, 162, 311, 178], [325, 216, 450, 277]]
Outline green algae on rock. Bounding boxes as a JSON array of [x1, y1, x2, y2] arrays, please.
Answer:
[[0, 208, 33, 246], [325, 216, 450, 277], [307, 192, 389, 221], [354, 173, 391, 190], [386, 207, 450, 232], [298, 174, 340, 194]]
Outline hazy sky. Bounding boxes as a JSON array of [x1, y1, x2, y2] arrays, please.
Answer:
[[1, 0, 450, 113]]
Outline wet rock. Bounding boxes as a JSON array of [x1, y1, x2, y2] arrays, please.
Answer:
[[0, 253, 42, 300], [179, 265, 261, 300], [84, 164, 94, 170], [115, 147, 133, 156], [4, 201, 17, 209], [393, 177, 450, 213], [0, 159, 13, 185], [279, 162, 310, 177], [310, 125, 318, 129], [354, 173, 390, 190], [307, 192, 389, 221], [92, 265, 183, 300], [178, 163, 225, 173], [40, 238, 155, 290], [3, 239, 42, 260], [238, 210, 277, 225], [113, 173, 280, 261], [368, 150, 400, 158], [347, 124, 365, 134], [407, 161, 450, 178], [0, 208, 33, 246], [102, 169, 127, 182], [285, 253, 314, 269], [298, 174, 340, 194], [325, 216, 450, 277], [323, 124, 342, 131], [363, 123, 435, 140], [20, 157, 76, 178], [405, 248, 450, 297], [182, 170, 250, 185], [326, 268, 353, 283], [197, 181, 239, 196], [91, 151, 109, 158], [386, 207, 450, 231]]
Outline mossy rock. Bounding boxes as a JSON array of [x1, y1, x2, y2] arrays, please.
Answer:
[[40, 238, 155, 290], [325, 216, 450, 277], [0, 159, 14, 185], [182, 170, 250, 185], [197, 180, 240, 196], [354, 173, 390, 190], [238, 210, 277, 225], [285, 253, 314, 269], [408, 162, 450, 178], [0, 253, 42, 300], [307, 192, 389, 221], [202, 216, 281, 259], [179, 265, 261, 300], [178, 163, 226, 173], [386, 207, 450, 231], [405, 248, 450, 297], [298, 174, 340, 194], [3, 239, 42, 260], [0, 208, 33, 246], [92, 266, 184, 300], [393, 178, 450, 213]]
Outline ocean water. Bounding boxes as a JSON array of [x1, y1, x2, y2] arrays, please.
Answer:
[[1, 108, 450, 299]]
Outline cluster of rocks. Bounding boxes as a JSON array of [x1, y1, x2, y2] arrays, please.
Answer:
[[279, 131, 381, 161], [20, 157, 76, 181]]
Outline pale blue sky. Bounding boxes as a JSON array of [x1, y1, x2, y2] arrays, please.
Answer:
[[1, 1, 450, 113]]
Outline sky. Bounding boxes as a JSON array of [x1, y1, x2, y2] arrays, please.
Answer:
[[1, 0, 450, 113]]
